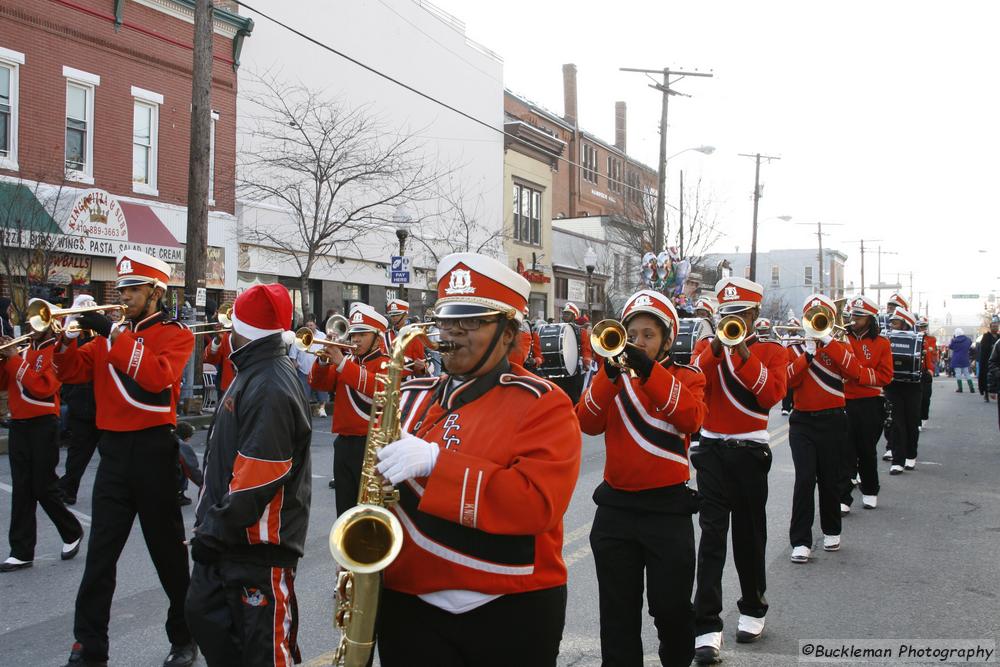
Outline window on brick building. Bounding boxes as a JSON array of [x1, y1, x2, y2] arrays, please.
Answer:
[[771, 265, 780, 286], [513, 182, 541, 246], [131, 87, 162, 195], [64, 67, 99, 182], [804, 265, 813, 286], [582, 143, 598, 183], [626, 169, 641, 204], [555, 277, 568, 300], [607, 157, 622, 194], [0, 47, 23, 171]]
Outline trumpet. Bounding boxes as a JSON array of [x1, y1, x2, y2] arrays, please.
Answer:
[[294, 327, 357, 355], [188, 303, 234, 331], [717, 315, 748, 347], [0, 333, 34, 353], [325, 313, 350, 341], [590, 319, 643, 376], [26, 299, 126, 334]]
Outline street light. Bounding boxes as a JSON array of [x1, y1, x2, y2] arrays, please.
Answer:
[[668, 144, 716, 160], [392, 203, 414, 257], [584, 246, 598, 320]]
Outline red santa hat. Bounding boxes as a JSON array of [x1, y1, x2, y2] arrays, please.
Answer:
[[621, 289, 679, 345], [435, 252, 530, 322], [386, 298, 409, 316], [116, 250, 171, 290], [890, 307, 917, 329], [231, 284, 295, 344], [563, 302, 581, 319], [887, 293, 909, 310], [715, 277, 764, 314], [849, 294, 880, 317], [347, 303, 388, 334]]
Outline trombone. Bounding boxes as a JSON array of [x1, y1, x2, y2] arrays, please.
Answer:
[[188, 303, 234, 333], [325, 313, 350, 342], [0, 333, 34, 354], [26, 299, 126, 334], [294, 327, 357, 355]]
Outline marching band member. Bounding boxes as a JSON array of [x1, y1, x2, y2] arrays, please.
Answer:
[[886, 293, 908, 317], [384, 297, 426, 375], [691, 277, 787, 665], [754, 317, 774, 341], [917, 317, 936, 426], [55, 251, 197, 667], [0, 312, 83, 573], [374, 253, 581, 667], [201, 326, 234, 395], [548, 302, 592, 403], [784, 294, 863, 563], [841, 295, 894, 511], [508, 306, 533, 367], [309, 303, 389, 516], [779, 317, 802, 416], [886, 308, 922, 474], [185, 284, 312, 666], [577, 290, 706, 667]]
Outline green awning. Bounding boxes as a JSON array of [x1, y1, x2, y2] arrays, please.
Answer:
[[0, 181, 63, 234]]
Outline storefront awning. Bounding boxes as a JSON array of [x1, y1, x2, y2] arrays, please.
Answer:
[[117, 201, 181, 248], [0, 181, 62, 234]]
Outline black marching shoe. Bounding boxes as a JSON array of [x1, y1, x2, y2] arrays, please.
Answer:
[[328, 478, 336, 489], [694, 645, 722, 665], [0, 557, 32, 572], [163, 642, 198, 667], [63, 642, 108, 667], [177, 492, 192, 507]]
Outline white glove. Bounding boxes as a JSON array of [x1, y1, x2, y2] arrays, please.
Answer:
[[803, 340, 817, 355], [819, 334, 834, 345], [376, 434, 440, 484], [63, 315, 81, 339]]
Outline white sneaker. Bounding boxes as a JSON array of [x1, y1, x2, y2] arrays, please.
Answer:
[[918, 423, 923, 432], [840, 503, 851, 516], [61, 537, 82, 560], [851, 474, 861, 485], [862, 495, 878, 509], [694, 631, 723, 649], [790, 546, 811, 563], [890, 464, 904, 475], [882, 450, 893, 461], [317, 406, 328, 418], [823, 534, 841, 551], [904, 458, 916, 470]]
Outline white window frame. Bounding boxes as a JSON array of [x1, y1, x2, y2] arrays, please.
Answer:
[[804, 265, 813, 286], [208, 110, 219, 205], [131, 86, 162, 196], [63, 66, 100, 184], [771, 265, 780, 286], [0, 47, 24, 172]]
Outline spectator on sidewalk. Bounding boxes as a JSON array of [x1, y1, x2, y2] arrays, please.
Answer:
[[949, 329, 974, 393], [175, 422, 203, 507], [287, 317, 329, 417], [977, 317, 999, 402], [989, 340, 1000, 431]]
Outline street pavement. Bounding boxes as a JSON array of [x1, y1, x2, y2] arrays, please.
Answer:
[[1, 377, 998, 666]]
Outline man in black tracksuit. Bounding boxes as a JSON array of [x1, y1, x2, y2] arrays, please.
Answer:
[[185, 284, 313, 666]]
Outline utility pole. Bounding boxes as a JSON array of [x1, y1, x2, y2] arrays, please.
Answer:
[[678, 170, 684, 258], [738, 153, 781, 281], [848, 238, 882, 296], [875, 246, 899, 305], [796, 221, 842, 296], [183, 0, 212, 407], [620, 66, 712, 253]]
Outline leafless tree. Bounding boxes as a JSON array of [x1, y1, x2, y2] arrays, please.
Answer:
[[0, 174, 72, 323], [759, 292, 792, 322], [237, 71, 440, 319], [407, 173, 508, 264]]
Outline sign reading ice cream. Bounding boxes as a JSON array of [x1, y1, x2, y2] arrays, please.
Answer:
[[66, 190, 129, 240]]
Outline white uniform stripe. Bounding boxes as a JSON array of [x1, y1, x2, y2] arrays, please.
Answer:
[[459, 468, 469, 524], [473, 470, 483, 529]]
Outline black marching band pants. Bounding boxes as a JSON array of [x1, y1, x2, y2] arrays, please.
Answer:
[[691, 438, 771, 635], [59, 414, 102, 501], [920, 372, 933, 420], [73, 425, 191, 662], [7, 415, 83, 560], [333, 434, 366, 517], [842, 397, 883, 505], [377, 585, 567, 667], [186, 560, 300, 666], [885, 381, 922, 465], [590, 504, 695, 667], [788, 409, 845, 547]]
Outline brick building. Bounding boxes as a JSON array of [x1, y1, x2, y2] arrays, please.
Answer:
[[0, 0, 251, 318]]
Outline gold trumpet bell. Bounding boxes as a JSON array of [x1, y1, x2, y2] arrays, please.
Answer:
[[717, 315, 747, 347], [591, 319, 628, 358]]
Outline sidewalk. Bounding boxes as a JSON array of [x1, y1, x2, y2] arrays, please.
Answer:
[[0, 412, 215, 455]]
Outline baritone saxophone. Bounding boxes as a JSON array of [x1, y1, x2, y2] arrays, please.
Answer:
[[328, 323, 455, 666]]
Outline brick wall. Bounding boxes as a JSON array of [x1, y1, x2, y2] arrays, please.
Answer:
[[0, 0, 240, 214]]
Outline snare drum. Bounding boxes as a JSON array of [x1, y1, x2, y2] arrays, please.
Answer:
[[537, 323, 580, 378], [886, 331, 924, 382], [672, 318, 713, 365]]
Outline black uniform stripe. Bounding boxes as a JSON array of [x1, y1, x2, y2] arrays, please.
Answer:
[[113, 368, 171, 406], [617, 388, 687, 458], [397, 484, 535, 566], [809, 359, 844, 392], [719, 356, 768, 415]]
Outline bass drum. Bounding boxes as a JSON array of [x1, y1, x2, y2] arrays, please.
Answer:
[[886, 331, 924, 382], [672, 318, 713, 365], [537, 323, 580, 378]]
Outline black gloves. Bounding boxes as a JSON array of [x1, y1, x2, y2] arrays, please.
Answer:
[[189, 534, 224, 565], [603, 357, 622, 380], [623, 345, 654, 379], [76, 311, 113, 338]]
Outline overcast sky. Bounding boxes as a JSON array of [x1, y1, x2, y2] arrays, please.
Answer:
[[243, 0, 998, 326]]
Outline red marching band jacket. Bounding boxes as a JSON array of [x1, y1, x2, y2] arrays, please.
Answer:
[[923, 334, 938, 373], [577, 360, 706, 491], [202, 331, 235, 392], [695, 334, 788, 435], [1, 338, 60, 419], [382, 365, 581, 596], [785, 339, 863, 411], [508, 330, 532, 367], [53, 312, 193, 431], [843, 332, 894, 400], [382, 327, 427, 376], [308, 347, 387, 436]]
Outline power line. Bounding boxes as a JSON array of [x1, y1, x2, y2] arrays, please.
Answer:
[[232, 0, 662, 203]]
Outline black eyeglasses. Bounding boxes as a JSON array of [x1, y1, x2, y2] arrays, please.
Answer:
[[434, 317, 499, 331]]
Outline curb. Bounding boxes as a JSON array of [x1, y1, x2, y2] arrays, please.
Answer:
[[0, 412, 216, 455]]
